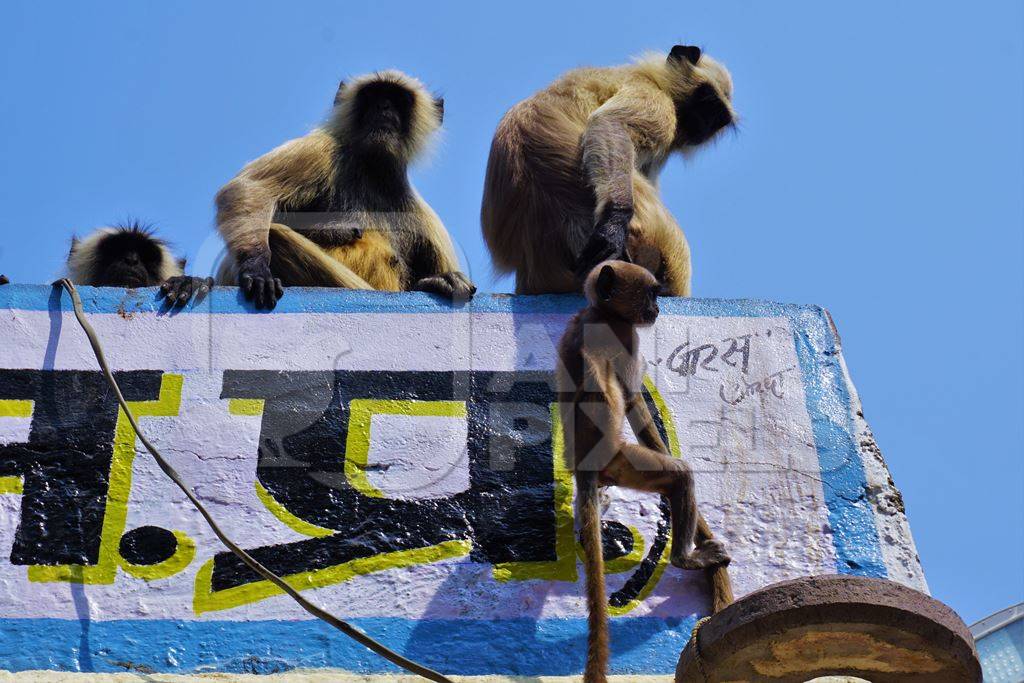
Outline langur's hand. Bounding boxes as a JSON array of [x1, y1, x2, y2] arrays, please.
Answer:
[[305, 224, 363, 247], [237, 253, 284, 310], [413, 271, 477, 301], [160, 276, 214, 307], [575, 205, 632, 280]]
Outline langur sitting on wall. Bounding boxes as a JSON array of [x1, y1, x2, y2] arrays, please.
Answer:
[[214, 70, 475, 309], [66, 222, 212, 304], [482, 45, 735, 295]]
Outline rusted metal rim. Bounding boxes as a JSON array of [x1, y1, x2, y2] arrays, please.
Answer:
[[675, 574, 981, 683]]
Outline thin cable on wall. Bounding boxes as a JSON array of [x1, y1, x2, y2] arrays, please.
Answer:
[[53, 279, 454, 683]]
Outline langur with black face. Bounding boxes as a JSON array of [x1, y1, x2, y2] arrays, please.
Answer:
[[215, 70, 475, 309], [557, 260, 731, 683], [66, 222, 211, 303], [482, 46, 735, 295]]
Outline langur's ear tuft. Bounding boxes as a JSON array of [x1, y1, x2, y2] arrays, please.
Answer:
[[669, 45, 702, 65], [68, 236, 79, 257], [177, 258, 187, 271], [596, 264, 616, 301], [435, 97, 444, 124], [333, 80, 346, 106]]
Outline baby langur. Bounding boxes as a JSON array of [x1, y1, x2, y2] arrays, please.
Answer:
[[483, 45, 735, 295], [215, 70, 474, 309], [557, 261, 729, 683], [66, 223, 212, 304]]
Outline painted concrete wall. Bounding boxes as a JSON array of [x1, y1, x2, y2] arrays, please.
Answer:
[[0, 285, 925, 677]]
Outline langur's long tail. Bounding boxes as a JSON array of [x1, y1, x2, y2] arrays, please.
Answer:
[[696, 513, 733, 613], [577, 470, 609, 683], [266, 224, 374, 289]]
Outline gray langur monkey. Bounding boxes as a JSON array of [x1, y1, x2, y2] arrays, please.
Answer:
[[214, 70, 475, 309], [482, 46, 735, 295], [557, 260, 731, 682], [66, 222, 212, 304]]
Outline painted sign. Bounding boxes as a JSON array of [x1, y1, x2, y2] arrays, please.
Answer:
[[0, 285, 925, 676]]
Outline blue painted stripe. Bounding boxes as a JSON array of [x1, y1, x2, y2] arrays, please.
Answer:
[[0, 616, 695, 675], [1, 283, 815, 318], [789, 306, 886, 577]]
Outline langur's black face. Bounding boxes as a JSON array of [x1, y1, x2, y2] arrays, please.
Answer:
[[592, 262, 660, 327], [676, 83, 733, 145], [637, 281, 660, 326], [92, 231, 165, 287], [669, 46, 735, 146], [353, 81, 414, 148]]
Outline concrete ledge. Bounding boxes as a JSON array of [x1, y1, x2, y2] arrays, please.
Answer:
[[0, 673, 871, 682], [0, 286, 925, 677], [0, 675, 670, 683]]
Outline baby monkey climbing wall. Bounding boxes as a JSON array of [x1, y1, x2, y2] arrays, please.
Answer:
[[0, 286, 923, 676]]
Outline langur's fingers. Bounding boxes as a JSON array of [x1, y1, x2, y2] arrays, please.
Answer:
[[263, 278, 279, 310], [193, 278, 213, 306], [460, 274, 477, 295], [274, 278, 284, 300], [160, 276, 186, 298], [175, 282, 192, 306], [162, 281, 182, 304], [251, 277, 266, 308], [449, 273, 476, 301], [255, 277, 272, 310], [263, 279, 277, 309], [240, 275, 255, 298]]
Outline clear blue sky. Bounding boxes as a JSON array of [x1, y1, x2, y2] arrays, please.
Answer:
[[1, 1, 1021, 624]]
